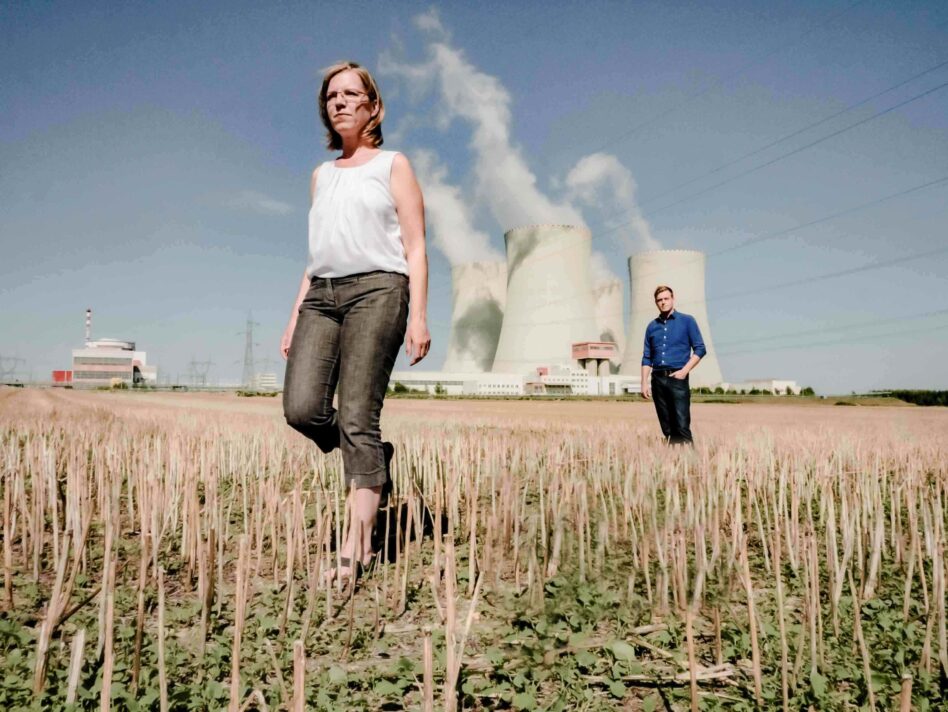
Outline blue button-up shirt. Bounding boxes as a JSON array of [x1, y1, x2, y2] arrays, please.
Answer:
[[641, 310, 706, 369]]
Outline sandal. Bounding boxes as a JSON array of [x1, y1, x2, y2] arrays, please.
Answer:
[[326, 552, 379, 586]]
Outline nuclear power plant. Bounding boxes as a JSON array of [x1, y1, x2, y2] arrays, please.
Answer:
[[392, 226, 727, 396]]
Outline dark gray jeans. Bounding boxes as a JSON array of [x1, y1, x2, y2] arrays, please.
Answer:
[[651, 370, 693, 445], [283, 271, 408, 488]]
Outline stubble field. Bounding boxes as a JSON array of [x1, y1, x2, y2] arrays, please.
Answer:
[[0, 387, 946, 710]]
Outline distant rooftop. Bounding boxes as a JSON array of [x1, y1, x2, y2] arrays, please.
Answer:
[[86, 338, 136, 350]]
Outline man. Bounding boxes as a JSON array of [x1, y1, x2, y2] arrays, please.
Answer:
[[641, 285, 706, 445]]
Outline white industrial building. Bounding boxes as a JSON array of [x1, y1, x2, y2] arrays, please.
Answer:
[[389, 371, 524, 396], [67, 310, 158, 388], [525, 364, 639, 396], [388, 367, 640, 397], [72, 338, 157, 387], [252, 372, 278, 391], [721, 379, 801, 395]]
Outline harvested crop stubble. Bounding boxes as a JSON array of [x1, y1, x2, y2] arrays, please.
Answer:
[[0, 387, 946, 710]]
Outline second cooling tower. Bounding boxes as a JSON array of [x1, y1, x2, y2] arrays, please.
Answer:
[[619, 250, 723, 388], [442, 261, 507, 372], [492, 225, 599, 374]]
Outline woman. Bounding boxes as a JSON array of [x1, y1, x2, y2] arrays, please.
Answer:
[[281, 61, 430, 583]]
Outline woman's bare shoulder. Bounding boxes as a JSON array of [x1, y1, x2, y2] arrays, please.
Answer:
[[390, 152, 418, 183], [390, 151, 411, 169]]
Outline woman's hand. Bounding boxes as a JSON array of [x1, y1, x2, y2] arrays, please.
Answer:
[[405, 318, 430, 366], [281, 319, 297, 360]]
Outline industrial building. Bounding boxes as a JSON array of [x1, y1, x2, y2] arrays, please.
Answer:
[[721, 379, 801, 395], [395, 227, 742, 397], [71, 338, 157, 387], [252, 372, 278, 391], [388, 366, 639, 397], [389, 371, 525, 396], [57, 309, 158, 387], [324, 224, 789, 398]]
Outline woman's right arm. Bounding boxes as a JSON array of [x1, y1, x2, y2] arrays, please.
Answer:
[[280, 167, 320, 360], [281, 273, 310, 360]]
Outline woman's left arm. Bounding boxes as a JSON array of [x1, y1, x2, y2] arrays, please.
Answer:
[[391, 153, 430, 366]]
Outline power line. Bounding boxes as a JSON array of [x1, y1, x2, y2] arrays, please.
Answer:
[[573, 0, 869, 159], [647, 80, 948, 217], [710, 175, 948, 257], [480, 175, 948, 329], [715, 307, 948, 348], [712, 245, 948, 303], [588, 57, 948, 233], [614, 174, 948, 290], [638, 59, 948, 210], [499, 244, 948, 330], [718, 321, 948, 357], [610, 173, 948, 290], [479, 172, 947, 287], [597, 78, 948, 236]]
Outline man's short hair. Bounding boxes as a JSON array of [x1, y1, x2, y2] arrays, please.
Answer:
[[654, 285, 674, 299]]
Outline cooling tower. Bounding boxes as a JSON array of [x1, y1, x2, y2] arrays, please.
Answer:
[[492, 225, 599, 374], [619, 250, 723, 388], [442, 261, 507, 372], [592, 278, 625, 357]]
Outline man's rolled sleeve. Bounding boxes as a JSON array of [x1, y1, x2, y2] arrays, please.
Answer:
[[641, 329, 653, 366], [688, 317, 707, 359]]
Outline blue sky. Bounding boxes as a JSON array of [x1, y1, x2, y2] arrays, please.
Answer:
[[1, 0, 946, 393]]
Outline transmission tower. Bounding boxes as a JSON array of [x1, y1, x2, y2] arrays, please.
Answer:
[[186, 358, 215, 387], [239, 311, 260, 388], [256, 356, 278, 375], [0, 355, 26, 383]]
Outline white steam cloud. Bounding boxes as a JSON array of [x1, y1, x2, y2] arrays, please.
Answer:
[[565, 153, 659, 252], [382, 42, 581, 229], [412, 149, 501, 264], [381, 12, 659, 281]]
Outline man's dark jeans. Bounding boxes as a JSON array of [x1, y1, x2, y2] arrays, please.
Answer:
[[283, 271, 408, 488], [651, 371, 693, 445]]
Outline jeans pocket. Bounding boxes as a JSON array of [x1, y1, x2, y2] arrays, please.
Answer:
[[301, 282, 328, 309]]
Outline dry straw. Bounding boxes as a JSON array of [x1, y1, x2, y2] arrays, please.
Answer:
[[1, 390, 946, 707]]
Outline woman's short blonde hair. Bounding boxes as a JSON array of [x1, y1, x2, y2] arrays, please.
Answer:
[[318, 61, 385, 151]]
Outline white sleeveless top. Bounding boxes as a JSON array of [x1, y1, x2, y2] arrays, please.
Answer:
[[306, 150, 408, 279]]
